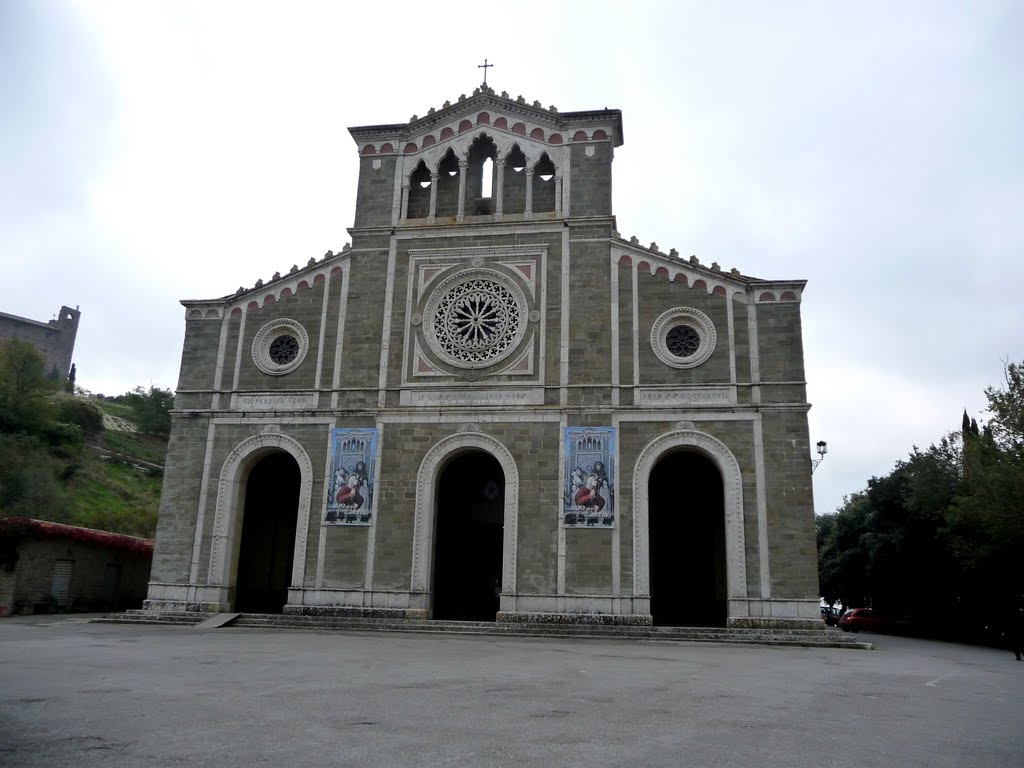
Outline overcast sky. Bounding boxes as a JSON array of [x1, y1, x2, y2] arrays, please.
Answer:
[[2, 1, 1021, 516]]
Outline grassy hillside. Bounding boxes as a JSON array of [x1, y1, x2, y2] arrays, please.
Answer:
[[0, 395, 165, 538]]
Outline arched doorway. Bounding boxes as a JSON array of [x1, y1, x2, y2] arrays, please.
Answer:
[[234, 451, 301, 613], [648, 451, 727, 626], [432, 450, 504, 621]]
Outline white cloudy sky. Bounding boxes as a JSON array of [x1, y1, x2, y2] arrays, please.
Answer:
[[2, 1, 1022, 516]]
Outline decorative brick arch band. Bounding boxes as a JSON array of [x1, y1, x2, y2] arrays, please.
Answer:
[[411, 432, 520, 602], [208, 432, 314, 593], [632, 430, 748, 601]]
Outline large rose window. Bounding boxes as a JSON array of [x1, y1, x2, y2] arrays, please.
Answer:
[[422, 270, 529, 369]]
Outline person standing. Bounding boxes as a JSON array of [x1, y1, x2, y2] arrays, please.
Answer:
[[1010, 607, 1023, 661]]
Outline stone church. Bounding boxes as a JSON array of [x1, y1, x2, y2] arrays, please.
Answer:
[[145, 82, 821, 628]]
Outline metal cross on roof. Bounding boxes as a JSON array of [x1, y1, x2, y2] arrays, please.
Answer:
[[478, 58, 494, 85]]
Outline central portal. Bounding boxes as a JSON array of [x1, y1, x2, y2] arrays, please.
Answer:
[[432, 450, 505, 621]]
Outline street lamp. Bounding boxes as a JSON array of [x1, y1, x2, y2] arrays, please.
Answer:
[[812, 440, 828, 473]]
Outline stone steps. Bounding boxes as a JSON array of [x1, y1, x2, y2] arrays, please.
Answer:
[[98, 610, 210, 626], [97, 610, 870, 649]]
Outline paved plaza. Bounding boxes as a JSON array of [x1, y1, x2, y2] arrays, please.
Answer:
[[1, 616, 1021, 767]]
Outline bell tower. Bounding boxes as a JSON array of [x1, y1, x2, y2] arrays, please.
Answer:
[[347, 83, 622, 230]]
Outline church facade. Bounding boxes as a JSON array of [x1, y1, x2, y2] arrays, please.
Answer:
[[145, 84, 821, 628]]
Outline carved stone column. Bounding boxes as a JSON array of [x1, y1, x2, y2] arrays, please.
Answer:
[[524, 168, 534, 217], [456, 160, 468, 222], [554, 174, 563, 213], [428, 172, 439, 220], [494, 159, 505, 219], [401, 183, 410, 221]]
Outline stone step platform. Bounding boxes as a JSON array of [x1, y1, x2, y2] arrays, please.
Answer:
[[98, 610, 211, 626], [98, 610, 870, 649]]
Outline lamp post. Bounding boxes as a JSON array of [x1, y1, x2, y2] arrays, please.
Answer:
[[812, 440, 828, 473]]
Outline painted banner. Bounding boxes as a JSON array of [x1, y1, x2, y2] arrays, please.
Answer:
[[324, 428, 378, 525], [563, 427, 615, 528]]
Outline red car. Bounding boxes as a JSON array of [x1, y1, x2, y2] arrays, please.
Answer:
[[839, 608, 889, 633]]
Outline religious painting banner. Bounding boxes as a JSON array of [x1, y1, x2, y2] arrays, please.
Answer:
[[324, 428, 378, 525], [563, 427, 615, 528]]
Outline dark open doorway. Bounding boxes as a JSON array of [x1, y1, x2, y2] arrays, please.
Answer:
[[235, 451, 301, 613], [432, 451, 504, 621], [648, 450, 727, 627]]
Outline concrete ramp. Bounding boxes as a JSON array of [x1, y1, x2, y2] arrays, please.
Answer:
[[194, 613, 241, 629]]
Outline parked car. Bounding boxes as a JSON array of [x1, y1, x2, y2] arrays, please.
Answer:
[[839, 608, 890, 633], [820, 606, 842, 627]]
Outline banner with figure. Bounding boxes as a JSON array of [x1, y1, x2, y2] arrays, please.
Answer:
[[563, 427, 615, 528], [324, 428, 378, 525]]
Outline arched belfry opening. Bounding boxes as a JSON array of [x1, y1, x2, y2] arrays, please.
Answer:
[[408, 161, 431, 219], [432, 450, 505, 621], [503, 145, 527, 214], [466, 135, 498, 215], [435, 149, 460, 218], [532, 153, 557, 213], [648, 450, 727, 627], [234, 451, 301, 613]]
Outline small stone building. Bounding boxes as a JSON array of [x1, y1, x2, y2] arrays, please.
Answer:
[[0, 518, 153, 616], [0, 305, 80, 381], [145, 84, 821, 628]]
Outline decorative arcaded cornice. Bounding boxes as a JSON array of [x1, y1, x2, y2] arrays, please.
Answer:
[[349, 82, 623, 155], [610, 234, 807, 302], [180, 245, 352, 318]]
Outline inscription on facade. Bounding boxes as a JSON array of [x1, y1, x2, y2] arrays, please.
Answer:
[[634, 387, 737, 406], [400, 388, 544, 407], [231, 392, 318, 411]]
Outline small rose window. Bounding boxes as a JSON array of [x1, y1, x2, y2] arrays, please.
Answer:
[[268, 334, 300, 365], [665, 325, 701, 359], [651, 308, 717, 369], [252, 319, 309, 375]]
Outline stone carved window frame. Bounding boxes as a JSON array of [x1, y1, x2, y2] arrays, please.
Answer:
[[650, 307, 717, 369], [632, 430, 748, 605], [207, 433, 314, 602], [402, 247, 546, 384], [410, 432, 520, 607], [251, 318, 309, 376]]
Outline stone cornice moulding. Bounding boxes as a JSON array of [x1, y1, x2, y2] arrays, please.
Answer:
[[407, 244, 550, 258], [388, 220, 568, 238]]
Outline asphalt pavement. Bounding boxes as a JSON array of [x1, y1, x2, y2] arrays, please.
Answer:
[[1, 615, 1021, 767]]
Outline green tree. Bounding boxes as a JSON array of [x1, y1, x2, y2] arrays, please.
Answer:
[[55, 396, 104, 436], [985, 361, 1024, 450], [947, 362, 1024, 627], [122, 386, 174, 437], [818, 360, 1024, 641], [0, 340, 58, 433]]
